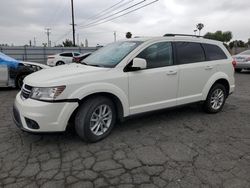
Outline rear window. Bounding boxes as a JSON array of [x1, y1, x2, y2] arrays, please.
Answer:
[[74, 53, 80, 56], [175, 42, 205, 64], [60, 53, 73, 57], [202, 43, 227, 60]]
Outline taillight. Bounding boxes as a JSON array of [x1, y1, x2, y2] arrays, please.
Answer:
[[246, 57, 250, 62], [48, 56, 55, 59], [232, 60, 236, 68]]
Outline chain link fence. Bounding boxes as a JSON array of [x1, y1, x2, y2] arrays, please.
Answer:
[[0, 46, 97, 64]]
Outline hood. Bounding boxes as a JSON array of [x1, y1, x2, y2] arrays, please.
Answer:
[[21, 61, 50, 69], [0, 52, 20, 68], [24, 63, 110, 86]]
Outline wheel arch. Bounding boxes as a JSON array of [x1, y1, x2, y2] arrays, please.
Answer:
[[68, 92, 125, 129], [202, 72, 230, 100]]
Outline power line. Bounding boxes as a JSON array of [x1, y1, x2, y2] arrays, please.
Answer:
[[79, 0, 159, 29], [85, 0, 124, 21], [54, 30, 72, 44], [48, 0, 68, 28], [71, 0, 76, 46], [77, 0, 134, 28], [79, 0, 146, 28], [84, 0, 135, 23]]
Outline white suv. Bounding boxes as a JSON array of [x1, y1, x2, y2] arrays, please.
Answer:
[[13, 35, 235, 142]]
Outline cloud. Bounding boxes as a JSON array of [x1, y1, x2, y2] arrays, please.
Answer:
[[0, 0, 250, 46]]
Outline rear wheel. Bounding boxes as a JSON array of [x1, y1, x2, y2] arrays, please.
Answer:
[[56, 61, 65, 66], [75, 96, 116, 142], [235, 68, 242, 73], [203, 84, 227, 113]]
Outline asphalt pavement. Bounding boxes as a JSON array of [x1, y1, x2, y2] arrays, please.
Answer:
[[0, 72, 249, 188]]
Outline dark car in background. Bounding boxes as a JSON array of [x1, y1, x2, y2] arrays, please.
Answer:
[[72, 52, 92, 63]]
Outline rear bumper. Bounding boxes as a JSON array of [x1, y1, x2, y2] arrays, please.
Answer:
[[46, 59, 55, 66], [235, 62, 250, 69]]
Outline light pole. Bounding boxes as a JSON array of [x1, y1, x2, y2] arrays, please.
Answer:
[[71, 0, 76, 46]]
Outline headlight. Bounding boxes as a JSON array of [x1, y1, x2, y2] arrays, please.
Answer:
[[30, 86, 66, 101]]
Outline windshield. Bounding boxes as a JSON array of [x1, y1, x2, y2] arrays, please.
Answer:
[[83, 41, 142, 67], [240, 50, 250, 55]]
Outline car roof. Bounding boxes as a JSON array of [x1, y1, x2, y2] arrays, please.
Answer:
[[124, 36, 223, 45]]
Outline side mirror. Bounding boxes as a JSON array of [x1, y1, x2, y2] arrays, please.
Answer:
[[131, 58, 147, 70]]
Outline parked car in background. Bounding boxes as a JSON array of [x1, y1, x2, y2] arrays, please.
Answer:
[[14, 35, 235, 142], [233, 50, 250, 72], [0, 52, 49, 89], [73, 52, 92, 63], [47, 52, 81, 66]]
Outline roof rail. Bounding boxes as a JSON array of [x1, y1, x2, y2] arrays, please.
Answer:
[[163, 33, 203, 38]]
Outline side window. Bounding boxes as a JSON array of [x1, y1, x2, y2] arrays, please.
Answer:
[[137, 42, 173, 69], [175, 42, 205, 64], [60, 53, 73, 57], [202, 43, 227, 60]]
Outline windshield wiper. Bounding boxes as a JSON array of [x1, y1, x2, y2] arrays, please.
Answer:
[[88, 64, 102, 67], [80, 62, 104, 67], [80, 61, 88, 65]]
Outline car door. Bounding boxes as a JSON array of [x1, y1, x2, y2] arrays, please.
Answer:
[[128, 42, 179, 114], [60, 53, 73, 64], [174, 42, 217, 105]]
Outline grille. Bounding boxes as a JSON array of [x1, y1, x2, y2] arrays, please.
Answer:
[[21, 84, 32, 99]]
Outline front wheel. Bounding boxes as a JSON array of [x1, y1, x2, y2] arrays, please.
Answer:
[[75, 96, 116, 142], [203, 84, 227, 113]]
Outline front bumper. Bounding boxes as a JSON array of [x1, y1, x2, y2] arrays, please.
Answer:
[[13, 92, 78, 132]]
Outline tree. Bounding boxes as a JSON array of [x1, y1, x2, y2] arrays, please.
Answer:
[[229, 40, 247, 49], [204, 31, 232, 43], [126, 32, 132, 39], [62, 39, 74, 47], [196, 23, 204, 36]]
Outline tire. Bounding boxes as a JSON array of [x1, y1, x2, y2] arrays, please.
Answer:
[[235, 68, 242, 73], [56, 61, 65, 66], [203, 83, 227, 113], [75, 96, 116, 142], [16, 74, 28, 89]]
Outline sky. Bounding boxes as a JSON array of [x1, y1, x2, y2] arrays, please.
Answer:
[[0, 0, 250, 47]]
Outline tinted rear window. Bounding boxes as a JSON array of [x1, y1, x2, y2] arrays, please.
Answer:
[[175, 42, 205, 64], [202, 43, 227, 60], [60, 53, 72, 57]]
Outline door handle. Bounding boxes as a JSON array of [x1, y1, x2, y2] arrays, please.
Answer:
[[205, 65, 213, 70], [167, 70, 177, 75]]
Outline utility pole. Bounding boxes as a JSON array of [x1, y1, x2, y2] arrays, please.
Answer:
[[45, 28, 51, 47], [71, 0, 76, 46], [33, 37, 36, 46], [114, 31, 117, 42]]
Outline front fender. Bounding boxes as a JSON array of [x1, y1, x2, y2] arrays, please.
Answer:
[[68, 83, 129, 117], [202, 72, 229, 100]]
